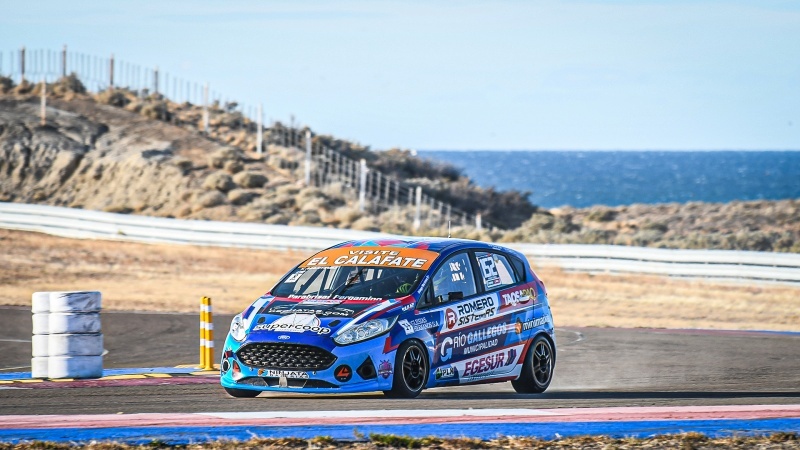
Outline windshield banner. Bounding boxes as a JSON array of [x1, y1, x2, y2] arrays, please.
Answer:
[[300, 247, 439, 270]]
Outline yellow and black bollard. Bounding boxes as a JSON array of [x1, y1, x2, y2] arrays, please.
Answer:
[[200, 296, 214, 370]]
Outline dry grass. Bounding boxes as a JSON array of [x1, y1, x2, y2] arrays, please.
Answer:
[[0, 228, 798, 331], [0, 432, 797, 449], [0, 228, 308, 313]]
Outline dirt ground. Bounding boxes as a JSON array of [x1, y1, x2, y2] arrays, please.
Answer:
[[1, 228, 797, 331]]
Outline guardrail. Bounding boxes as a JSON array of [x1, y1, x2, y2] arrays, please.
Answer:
[[2, 203, 799, 285], [508, 243, 800, 285], [0, 202, 390, 251]]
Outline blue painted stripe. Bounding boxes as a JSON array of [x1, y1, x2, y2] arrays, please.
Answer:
[[2, 418, 799, 444], [0, 367, 203, 381]]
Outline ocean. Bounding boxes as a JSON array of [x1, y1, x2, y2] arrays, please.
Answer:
[[417, 150, 800, 209]]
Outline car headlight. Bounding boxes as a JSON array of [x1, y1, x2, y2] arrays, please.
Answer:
[[230, 314, 246, 342], [334, 317, 397, 346]]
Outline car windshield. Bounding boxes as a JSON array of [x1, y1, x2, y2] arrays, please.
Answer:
[[272, 266, 425, 300]]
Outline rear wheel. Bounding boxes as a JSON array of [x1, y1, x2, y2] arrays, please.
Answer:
[[224, 386, 260, 398], [383, 340, 428, 398], [511, 335, 554, 394]]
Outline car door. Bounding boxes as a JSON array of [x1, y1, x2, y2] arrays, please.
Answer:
[[430, 249, 536, 385], [425, 251, 484, 383]]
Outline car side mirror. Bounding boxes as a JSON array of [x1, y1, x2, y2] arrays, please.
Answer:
[[447, 291, 464, 301]]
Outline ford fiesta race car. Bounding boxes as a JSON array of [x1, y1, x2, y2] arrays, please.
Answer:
[[220, 238, 555, 398]]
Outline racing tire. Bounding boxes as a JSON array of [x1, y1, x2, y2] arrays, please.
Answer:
[[511, 335, 554, 394], [223, 387, 260, 398], [383, 340, 428, 398]]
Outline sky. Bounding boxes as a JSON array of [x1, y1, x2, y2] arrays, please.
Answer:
[[2, 1, 799, 150]]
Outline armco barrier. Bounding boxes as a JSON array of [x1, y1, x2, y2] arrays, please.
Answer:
[[508, 243, 800, 285], [0, 202, 390, 251], [2, 202, 799, 285]]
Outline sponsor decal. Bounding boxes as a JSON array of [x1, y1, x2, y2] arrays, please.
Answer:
[[520, 314, 551, 331], [278, 335, 291, 340], [445, 308, 457, 329], [300, 247, 439, 270], [285, 270, 306, 283], [435, 365, 457, 380], [477, 254, 502, 289], [253, 314, 332, 335], [266, 305, 355, 318], [453, 296, 496, 328], [462, 347, 516, 378], [398, 317, 440, 335], [300, 299, 343, 305], [501, 287, 536, 307], [419, 275, 430, 291], [454, 344, 525, 381], [334, 365, 353, 382], [378, 360, 393, 379], [401, 303, 415, 312], [265, 369, 309, 379], [439, 322, 511, 361]]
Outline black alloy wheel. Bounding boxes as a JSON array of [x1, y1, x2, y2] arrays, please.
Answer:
[[384, 340, 428, 398], [511, 335, 554, 394]]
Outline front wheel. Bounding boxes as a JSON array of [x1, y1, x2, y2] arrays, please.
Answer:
[[383, 340, 428, 398], [511, 335, 554, 394], [224, 386, 260, 398]]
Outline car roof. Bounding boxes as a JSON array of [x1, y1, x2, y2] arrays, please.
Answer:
[[330, 237, 497, 254]]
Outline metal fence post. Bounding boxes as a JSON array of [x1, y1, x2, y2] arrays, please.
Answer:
[[61, 45, 66, 77], [20, 46, 25, 83], [109, 53, 114, 88], [305, 130, 312, 185], [203, 83, 209, 134], [413, 186, 422, 230], [476, 214, 482, 231], [153, 66, 159, 95], [257, 104, 263, 155], [359, 159, 368, 212], [40, 78, 46, 126]]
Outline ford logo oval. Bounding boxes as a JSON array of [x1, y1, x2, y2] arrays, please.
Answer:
[[278, 335, 291, 340]]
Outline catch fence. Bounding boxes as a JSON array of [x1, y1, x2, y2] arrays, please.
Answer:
[[1, 46, 487, 231]]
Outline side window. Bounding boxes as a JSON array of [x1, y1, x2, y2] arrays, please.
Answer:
[[431, 253, 477, 303], [475, 251, 518, 291]]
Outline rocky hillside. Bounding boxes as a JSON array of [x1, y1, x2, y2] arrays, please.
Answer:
[[1, 75, 798, 252]]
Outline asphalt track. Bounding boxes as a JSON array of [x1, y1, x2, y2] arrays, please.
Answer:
[[1, 306, 799, 416]]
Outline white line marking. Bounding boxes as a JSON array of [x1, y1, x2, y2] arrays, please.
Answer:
[[0, 338, 32, 343], [201, 409, 561, 420], [0, 365, 31, 371]]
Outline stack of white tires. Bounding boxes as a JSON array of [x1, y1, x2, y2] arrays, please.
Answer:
[[31, 291, 104, 379]]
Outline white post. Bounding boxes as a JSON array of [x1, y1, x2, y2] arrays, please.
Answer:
[[413, 186, 422, 230], [305, 130, 312, 185], [257, 103, 263, 155], [359, 159, 368, 212], [476, 213, 483, 231], [40, 77, 46, 126], [203, 83, 209, 134]]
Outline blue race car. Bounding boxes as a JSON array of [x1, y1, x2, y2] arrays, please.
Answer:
[[220, 238, 555, 398]]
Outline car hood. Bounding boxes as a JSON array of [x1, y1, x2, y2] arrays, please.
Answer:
[[242, 295, 403, 339]]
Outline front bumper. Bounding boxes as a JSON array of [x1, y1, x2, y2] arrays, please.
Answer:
[[219, 335, 396, 394]]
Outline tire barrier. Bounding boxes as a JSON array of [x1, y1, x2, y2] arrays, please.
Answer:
[[31, 291, 103, 379], [199, 296, 214, 370]]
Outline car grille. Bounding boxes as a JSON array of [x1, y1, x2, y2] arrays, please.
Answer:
[[236, 343, 337, 370]]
